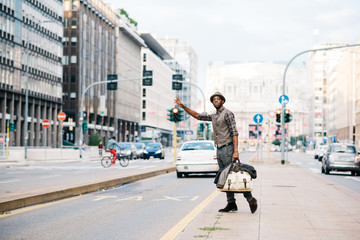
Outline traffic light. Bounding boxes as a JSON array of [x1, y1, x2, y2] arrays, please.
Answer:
[[284, 109, 293, 123], [177, 108, 185, 122], [9, 122, 15, 131], [83, 121, 88, 131], [173, 107, 179, 122], [167, 108, 175, 122], [275, 109, 281, 123], [199, 123, 204, 132], [206, 123, 211, 132]]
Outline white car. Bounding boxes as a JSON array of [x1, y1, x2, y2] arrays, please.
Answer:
[[176, 140, 219, 178]]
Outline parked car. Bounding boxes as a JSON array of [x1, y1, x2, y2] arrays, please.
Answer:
[[176, 140, 219, 178], [315, 145, 328, 161], [118, 142, 137, 159], [143, 143, 165, 159], [134, 143, 146, 159], [321, 143, 360, 175]]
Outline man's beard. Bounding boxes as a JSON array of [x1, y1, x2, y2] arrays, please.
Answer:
[[214, 102, 223, 110]]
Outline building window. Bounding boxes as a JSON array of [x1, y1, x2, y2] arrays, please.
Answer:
[[62, 37, 69, 46], [71, 37, 77, 46], [71, 73, 76, 82], [63, 73, 68, 83], [62, 56, 69, 65], [70, 55, 77, 64], [71, 19, 77, 29], [142, 112, 146, 121], [70, 92, 76, 99], [142, 100, 146, 109], [142, 88, 146, 97]]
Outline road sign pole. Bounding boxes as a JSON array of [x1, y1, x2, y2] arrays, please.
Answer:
[[174, 122, 177, 163], [281, 103, 285, 164]]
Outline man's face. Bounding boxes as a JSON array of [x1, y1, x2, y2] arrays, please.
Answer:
[[212, 96, 224, 109]]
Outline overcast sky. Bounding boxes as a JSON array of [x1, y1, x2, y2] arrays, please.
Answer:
[[105, 0, 360, 89]]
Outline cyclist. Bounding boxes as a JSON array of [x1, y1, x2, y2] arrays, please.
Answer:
[[106, 136, 122, 165]]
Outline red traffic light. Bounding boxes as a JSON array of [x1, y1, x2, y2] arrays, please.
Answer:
[[172, 108, 179, 114], [275, 109, 281, 114], [285, 109, 290, 114]]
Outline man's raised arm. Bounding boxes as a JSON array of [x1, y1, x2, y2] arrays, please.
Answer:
[[174, 96, 199, 119]]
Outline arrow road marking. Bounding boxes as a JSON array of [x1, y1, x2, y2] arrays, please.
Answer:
[[92, 196, 117, 201]]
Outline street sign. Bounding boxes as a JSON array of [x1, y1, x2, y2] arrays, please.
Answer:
[[253, 114, 263, 124], [107, 74, 118, 90], [172, 74, 183, 81], [172, 81, 182, 90], [279, 95, 289, 105], [143, 70, 153, 86], [42, 119, 50, 128], [58, 112, 66, 121]]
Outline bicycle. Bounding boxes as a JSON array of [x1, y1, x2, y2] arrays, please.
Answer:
[[101, 150, 129, 168]]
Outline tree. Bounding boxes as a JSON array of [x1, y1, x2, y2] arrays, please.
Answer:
[[272, 139, 281, 146], [89, 134, 102, 146]]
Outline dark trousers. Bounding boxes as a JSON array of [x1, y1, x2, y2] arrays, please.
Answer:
[[217, 143, 253, 203]]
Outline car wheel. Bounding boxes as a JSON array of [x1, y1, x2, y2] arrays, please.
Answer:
[[321, 166, 325, 174], [325, 165, 330, 175], [351, 171, 356, 176], [177, 171, 183, 178]]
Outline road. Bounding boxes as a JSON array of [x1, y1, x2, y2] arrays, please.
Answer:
[[0, 153, 254, 240], [286, 152, 360, 194]]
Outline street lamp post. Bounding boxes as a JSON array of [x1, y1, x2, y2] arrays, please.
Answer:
[[281, 43, 360, 164], [24, 19, 59, 159]]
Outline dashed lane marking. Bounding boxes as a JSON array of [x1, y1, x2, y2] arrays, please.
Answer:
[[190, 196, 199, 201], [0, 179, 21, 184]]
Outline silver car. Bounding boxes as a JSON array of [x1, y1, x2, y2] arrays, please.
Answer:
[[322, 143, 360, 175]]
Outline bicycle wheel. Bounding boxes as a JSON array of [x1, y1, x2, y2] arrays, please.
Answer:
[[101, 156, 112, 168], [119, 157, 129, 167]]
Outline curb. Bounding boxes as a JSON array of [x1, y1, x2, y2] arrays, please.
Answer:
[[0, 166, 176, 213]]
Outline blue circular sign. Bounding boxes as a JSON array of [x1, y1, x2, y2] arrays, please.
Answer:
[[279, 95, 289, 105], [253, 114, 263, 124]]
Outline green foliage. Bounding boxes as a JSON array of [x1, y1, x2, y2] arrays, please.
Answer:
[[272, 139, 281, 146], [120, 9, 129, 18], [129, 18, 138, 26], [89, 134, 102, 146]]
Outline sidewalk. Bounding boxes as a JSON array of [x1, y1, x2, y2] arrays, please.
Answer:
[[175, 154, 360, 240]]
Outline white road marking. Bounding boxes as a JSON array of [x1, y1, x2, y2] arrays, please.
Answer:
[[309, 168, 321, 174], [191, 196, 199, 201], [0, 179, 21, 184], [344, 176, 360, 182], [116, 196, 143, 202], [92, 196, 117, 201], [153, 195, 187, 202], [39, 175, 61, 179]]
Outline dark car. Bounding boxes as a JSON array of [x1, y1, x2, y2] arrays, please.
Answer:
[[118, 142, 137, 160], [321, 143, 360, 175], [143, 143, 165, 159]]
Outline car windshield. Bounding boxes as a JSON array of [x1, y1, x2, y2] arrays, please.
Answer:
[[135, 144, 144, 150], [146, 143, 161, 150], [333, 145, 356, 153], [119, 144, 131, 150], [182, 142, 215, 151]]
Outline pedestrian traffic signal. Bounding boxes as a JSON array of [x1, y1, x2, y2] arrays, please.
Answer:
[[83, 121, 88, 131], [275, 109, 281, 123], [284, 109, 292, 123]]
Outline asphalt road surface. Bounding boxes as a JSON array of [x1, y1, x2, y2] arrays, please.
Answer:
[[0, 153, 254, 240]]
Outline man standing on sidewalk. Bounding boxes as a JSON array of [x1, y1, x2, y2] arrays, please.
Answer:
[[175, 92, 258, 213]]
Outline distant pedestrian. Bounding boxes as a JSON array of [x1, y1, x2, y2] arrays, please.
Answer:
[[98, 141, 103, 156], [175, 92, 258, 213]]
